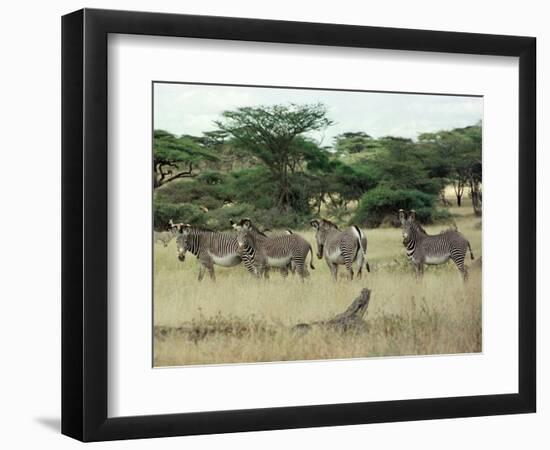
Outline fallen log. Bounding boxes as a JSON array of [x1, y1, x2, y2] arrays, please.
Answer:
[[293, 288, 372, 334]]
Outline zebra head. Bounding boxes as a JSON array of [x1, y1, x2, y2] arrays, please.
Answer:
[[399, 209, 417, 243], [175, 224, 191, 262], [235, 219, 254, 254], [310, 218, 339, 259]]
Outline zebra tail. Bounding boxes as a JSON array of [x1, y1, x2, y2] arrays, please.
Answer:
[[309, 244, 315, 270], [366, 261, 371, 273], [468, 242, 474, 260]]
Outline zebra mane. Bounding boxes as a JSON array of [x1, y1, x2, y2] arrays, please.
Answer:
[[248, 223, 267, 237], [411, 220, 428, 235], [237, 218, 267, 237], [184, 225, 216, 233], [321, 218, 339, 230]]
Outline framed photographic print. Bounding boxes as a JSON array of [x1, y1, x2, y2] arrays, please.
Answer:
[[62, 8, 536, 442]]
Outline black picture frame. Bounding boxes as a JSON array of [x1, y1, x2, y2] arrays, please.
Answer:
[[62, 8, 536, 442]]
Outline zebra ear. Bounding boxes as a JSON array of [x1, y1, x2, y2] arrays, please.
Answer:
[[229, 219, 237, 229], [398, 209, 405, 225], [409, 210, 416, 221], [241, 218, 252, 229], [310, 219, 320, 229], [177, 223, 190, 233]]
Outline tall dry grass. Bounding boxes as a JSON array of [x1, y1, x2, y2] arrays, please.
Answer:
[[154, 200, 482, 367]]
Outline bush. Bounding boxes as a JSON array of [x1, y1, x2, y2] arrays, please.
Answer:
[[352, 186, 446, 228], [202, 204, 256, 231], [229, 167, 278, 210], [153, 202, 207, 230], [156, 179, 227, 210]]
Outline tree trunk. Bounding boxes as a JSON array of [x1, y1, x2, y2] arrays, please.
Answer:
[[277, 157, 292, 211], [470, 182, 482, 217], [293, 288, 371, 334], [453, 179, 464, 207]]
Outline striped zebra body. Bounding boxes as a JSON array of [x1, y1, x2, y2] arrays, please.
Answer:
[[235, 219, 315, 280], [399, 209, 474, 280], [176, 226, 254, 281], [261, 228, 296, 276], [310, 219, 369, 280]]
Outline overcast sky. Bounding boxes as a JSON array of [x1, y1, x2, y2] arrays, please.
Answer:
[[154, 83, 482, 146]]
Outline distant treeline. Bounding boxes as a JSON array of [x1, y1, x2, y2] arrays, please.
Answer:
[[154, 103, 481, 230]]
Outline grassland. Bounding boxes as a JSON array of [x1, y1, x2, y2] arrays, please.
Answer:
[[153, 196, 482, 367]]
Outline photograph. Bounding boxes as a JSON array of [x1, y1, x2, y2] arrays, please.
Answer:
[[152, 82, 483, 367]]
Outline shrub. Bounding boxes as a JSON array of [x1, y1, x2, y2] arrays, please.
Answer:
[[202, 204, 256, 231], [352, 186, 446, 227], [153, 202, 207, 230]]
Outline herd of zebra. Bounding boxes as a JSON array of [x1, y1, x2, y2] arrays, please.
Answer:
[[155, 210, 475, 282]]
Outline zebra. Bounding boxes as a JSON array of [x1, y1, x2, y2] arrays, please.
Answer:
[[175, 224, 255, 281], [154, 219, 179, 247], [399, 209, 474, 280], [310, 218, 369, 281], [154, 230, 176, 247], [261, 228, 297, 276], [234, 219, 315, 280], [230, 220, 297, 278]]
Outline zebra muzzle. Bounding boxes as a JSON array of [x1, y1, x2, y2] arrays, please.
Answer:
[[316, 245, 323, 259]]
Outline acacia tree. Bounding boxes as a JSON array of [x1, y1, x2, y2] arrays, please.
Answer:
[[215, 103, 333, 211], [333, 131, 373, 155], [418, 125, 481, 208], [153, 130, 217, 189]]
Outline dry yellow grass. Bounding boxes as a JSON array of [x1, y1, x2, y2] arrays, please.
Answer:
[[154, 198, 482, 367]]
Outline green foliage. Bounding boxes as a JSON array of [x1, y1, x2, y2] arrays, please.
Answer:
[[229, 167, 278, 210], [333, 131, 373, 155], [369, 136, 445, 195], [352, 186, 444, 227], [153, 130, 218, 188], [155, 171, 229, 210], [215, 103, 333, 210], [202, 204, 257, 231], [153, 104, 481, 229], [153, 202, 207, 230], [418, 124, 482, 187]]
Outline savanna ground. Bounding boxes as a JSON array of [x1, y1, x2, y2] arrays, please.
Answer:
[[153, 192, 482, 367]]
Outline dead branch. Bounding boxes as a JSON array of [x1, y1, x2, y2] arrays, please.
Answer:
[[293, 288, 371, 334]]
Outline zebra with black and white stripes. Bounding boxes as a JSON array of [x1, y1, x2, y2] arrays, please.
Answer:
[[310, 218, 369, 281], [234, 219, 315, 280], [154, 219, 179, 247], [175, 224, 255, 281], [399, 209, 474, 280]]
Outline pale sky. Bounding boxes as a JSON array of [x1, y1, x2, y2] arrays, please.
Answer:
[[154, 82, 483, 147]]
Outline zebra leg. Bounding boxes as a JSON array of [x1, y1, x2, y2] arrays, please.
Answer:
[[207, 264, 216, 281], [414, 262, 424, 278], [197, 254, 213, 282], [355, 251, 365, 279], [197, 264, 206, 281], [462, 266, 469, 281], [326, 259, 338, 281], [289, 261, 296, 276], [343, 256, 354, 281], [291, 257, 307, 280], [452, 255, 469, 281]]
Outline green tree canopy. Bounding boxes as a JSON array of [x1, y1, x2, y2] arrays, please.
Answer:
[[215, 103, 333, 210], [418, 124, 481, 211], [153, 130, 218, 189]]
